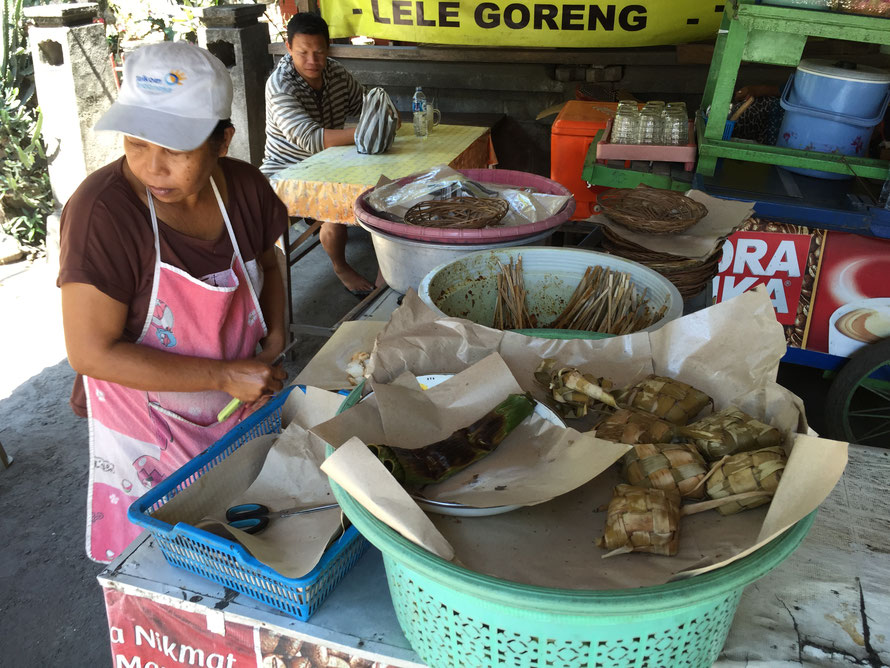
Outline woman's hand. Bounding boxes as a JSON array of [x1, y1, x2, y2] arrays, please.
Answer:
[[256, 328, 287, 365], [220, 358, 287, 403]]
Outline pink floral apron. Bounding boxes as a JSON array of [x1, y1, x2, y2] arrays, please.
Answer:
[[84, 178, 267, 563]]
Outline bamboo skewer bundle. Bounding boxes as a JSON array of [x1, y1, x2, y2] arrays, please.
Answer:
[[550, 266, 668, 335], [597, 484, 681, 557], [618, 374, 713, 425], [493, 257, 535, 330], [687, 407, 784, 461], [622, 443, 709, 499]]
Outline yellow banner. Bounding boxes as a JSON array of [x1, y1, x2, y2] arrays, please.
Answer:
[[320, 1, 723, 48]]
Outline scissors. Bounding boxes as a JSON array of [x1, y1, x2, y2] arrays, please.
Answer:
[[225, 502, 339, 535], [217, 338, 302, 422]]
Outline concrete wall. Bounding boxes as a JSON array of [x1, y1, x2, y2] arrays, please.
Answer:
[[28, 20, 120, 204]]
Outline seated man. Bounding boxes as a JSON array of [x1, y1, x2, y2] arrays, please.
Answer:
[[261, 13, 374, 295]]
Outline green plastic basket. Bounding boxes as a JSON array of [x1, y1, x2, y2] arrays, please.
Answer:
[[327, 330, 815, 667]]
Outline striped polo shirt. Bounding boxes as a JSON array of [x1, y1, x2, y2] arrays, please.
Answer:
[[261, 54, 365, 177]]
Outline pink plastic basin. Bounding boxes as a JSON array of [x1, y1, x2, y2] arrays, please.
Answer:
[[353, 168, 576, 244]]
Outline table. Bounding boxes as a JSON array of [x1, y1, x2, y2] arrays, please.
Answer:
[[271, 123, 496, 225], [99, 440, 890, 667]]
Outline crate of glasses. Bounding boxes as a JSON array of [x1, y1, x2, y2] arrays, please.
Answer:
[[596, 100, 697, 171]]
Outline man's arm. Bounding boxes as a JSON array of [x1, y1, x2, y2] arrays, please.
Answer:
[[268, 89, 327, 155], [322, 127, 356, 148]]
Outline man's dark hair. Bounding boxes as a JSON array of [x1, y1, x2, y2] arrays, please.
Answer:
[[287, 13, 330, 45]]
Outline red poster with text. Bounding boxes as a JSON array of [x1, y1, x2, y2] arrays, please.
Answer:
[[805, 231, 890, 357], [713, 230, 811, 326], [104, 588, 258, 668]]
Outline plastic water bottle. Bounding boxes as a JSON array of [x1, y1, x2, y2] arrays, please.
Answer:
[[412, 86, 428, 138]]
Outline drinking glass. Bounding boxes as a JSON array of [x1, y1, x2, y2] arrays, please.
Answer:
[[638, 108, 662, 145], [612, 102, 640, 144], [663, 108, 689, 146]]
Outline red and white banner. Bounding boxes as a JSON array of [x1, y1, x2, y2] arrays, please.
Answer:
[[713, 223, 890, 358], [103, 588, 402, 668], [713, 230, 811, 327]]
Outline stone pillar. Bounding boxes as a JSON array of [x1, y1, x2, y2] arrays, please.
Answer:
[[199, 4, 272, 167], [23, 3, 119, 206]]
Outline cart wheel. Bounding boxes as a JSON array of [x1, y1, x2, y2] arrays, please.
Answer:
[[825, 337, 890, 446]]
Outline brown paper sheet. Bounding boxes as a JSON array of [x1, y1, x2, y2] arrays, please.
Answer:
[[293, 321, 386, 391], [152, 387, 348, 580], [599, 189, 754, 259], [432, 467, 769, 590], [282, 385, 349, 430], [314, 354, 631, 511], [193, 423, 343, 579], [369, 290, 653, 393], [321, 437, 455, 561], [316, 286, 848, 587], [648, 289, 793, 420]]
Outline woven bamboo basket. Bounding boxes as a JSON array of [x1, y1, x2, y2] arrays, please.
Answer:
[[404, 196, 509, 229], [597, 187, 708, 235], [601, 227, 723, 300]]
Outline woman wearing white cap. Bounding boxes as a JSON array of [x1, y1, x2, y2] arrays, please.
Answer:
[[58, 42, 289, 563]]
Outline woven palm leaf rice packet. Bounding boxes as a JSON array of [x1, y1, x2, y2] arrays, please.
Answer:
[[622, 442, 709, 500], [687, 406, 784, 461], [617, 374, 713, 425], [594, 407, 681, 444], [706, 446, 787, 515], [597, 484, 681, 557]]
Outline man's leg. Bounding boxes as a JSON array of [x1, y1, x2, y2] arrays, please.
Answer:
[[319, 222, 375, 293]]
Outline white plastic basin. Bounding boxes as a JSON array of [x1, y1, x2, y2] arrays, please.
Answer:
[[418, 247, 683, 333]]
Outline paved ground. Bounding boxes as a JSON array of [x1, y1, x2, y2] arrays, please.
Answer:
[[0, 225, 832, 666]]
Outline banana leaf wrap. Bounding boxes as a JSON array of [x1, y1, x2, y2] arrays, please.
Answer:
[[367, 393, 536, 487], [534, 358, 616, 419]]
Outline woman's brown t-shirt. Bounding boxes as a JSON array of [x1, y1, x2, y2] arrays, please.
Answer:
[[58, 156, 288, 416]]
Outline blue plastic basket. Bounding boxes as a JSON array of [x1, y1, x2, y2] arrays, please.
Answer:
[[128, 385, 369, 621]]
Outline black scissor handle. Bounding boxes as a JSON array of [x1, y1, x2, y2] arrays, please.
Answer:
[[227, 515, 269, 535], [226, 503, 268, 522]]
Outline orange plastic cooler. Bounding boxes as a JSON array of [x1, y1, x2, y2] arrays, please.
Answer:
[[550, 101, 617, 219]]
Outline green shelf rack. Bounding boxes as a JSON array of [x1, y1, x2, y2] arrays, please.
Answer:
[[697, 0, 890, 179]]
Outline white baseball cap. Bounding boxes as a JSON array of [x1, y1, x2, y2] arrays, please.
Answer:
[[95, 41, 233, 151]]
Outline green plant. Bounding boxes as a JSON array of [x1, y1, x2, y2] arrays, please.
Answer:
[[106, 0, 223, 51], [1, 0, 52, 249]]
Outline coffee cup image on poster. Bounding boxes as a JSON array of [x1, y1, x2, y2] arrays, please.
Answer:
[[805, 231, 890, 357], [829, 298, 890, 357]]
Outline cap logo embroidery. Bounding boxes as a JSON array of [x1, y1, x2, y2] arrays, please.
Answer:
[[165, 70, 186, 85], [135, 70, 186, 93]]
